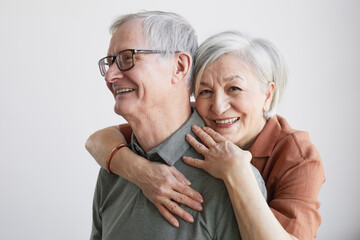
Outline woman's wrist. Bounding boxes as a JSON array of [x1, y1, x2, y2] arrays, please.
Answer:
[[107, 144, 128, 174], [117, 149, 150, 186], [223, 161, 254, 187]]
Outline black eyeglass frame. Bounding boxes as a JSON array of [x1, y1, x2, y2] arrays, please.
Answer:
[[98, 49, 169, 76]]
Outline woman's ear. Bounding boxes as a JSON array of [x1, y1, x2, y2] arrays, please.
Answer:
[[263, 82, 275, 111], [172, 52, 192, 84]]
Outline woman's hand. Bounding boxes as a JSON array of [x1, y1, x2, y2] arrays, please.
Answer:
[[86, 125, 203, 227], [135, 161, 204, 228], [183, 125, 252, 180]]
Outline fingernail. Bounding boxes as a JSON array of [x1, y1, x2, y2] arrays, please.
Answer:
[[187, 215, 194, 223], [183, 179, 191, 185], [195, 203, 203, 211], [196, 194, 204, 203], [173, 220, 179, 227]]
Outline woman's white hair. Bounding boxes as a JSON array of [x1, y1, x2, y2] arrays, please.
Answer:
[[109, 11, 198, 84], [193, 31, 288, 119]]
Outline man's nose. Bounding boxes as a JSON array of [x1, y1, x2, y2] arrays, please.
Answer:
[[211, 93, 230, 116], [105, 63, 124, 83]]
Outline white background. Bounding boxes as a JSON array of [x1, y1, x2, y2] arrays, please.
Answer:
[[0, 0, 359, 239]]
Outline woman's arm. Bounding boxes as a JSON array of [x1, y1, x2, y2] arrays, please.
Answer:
[[85, 125, 204, 227], [85, 125, 128, 170], [183, 125, 298, 240]]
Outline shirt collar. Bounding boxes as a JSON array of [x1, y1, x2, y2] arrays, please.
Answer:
[[130, 109, 205, 165], [248, 115, 281, 158]]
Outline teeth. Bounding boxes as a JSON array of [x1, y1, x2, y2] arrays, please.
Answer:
[[115, 88, 134, 94], [215, 117, 239, 124]]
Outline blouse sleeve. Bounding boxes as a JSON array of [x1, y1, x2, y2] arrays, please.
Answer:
[[119, 123, 132, 144], [268, 132, 325, 240]]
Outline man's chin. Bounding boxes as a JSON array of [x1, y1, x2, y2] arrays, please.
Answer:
[[114, 103, 134, 117], [114, 105, 124, 116]]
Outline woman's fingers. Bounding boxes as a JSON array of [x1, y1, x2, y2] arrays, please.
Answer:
[[191, 125, 216, 148], [156, 183, 201, 225], [137, 163, 204, 227], [164, 200, 195, 224], [156, 199, 195, 227], [183, 156, 206, 170], [170, 190, 203, 211], [173, 180, 204, 204], [156, 204, 180, 227], [186, 133, 208, 155], [169, 166, 191, 185], [202, 126, 227, 143], [145, 164, 202, 226], [169, 166, 204, 203]]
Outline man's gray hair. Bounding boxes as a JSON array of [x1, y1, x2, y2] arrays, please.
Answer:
[[110, 11, 198, 84], [193, 31, 288, 119]]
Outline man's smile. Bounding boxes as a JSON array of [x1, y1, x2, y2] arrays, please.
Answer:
[[115, 88, 135, 94]]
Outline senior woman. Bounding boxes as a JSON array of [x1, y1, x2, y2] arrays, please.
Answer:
[[86, 31, 325, 240]]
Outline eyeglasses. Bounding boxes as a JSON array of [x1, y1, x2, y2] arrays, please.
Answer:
[[98, 49, 167, 76]]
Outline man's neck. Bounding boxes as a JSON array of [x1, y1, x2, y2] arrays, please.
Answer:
[[126, 104, 192, 153]]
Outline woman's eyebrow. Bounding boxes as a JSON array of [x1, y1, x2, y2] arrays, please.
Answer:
[[224, 75, 244, 82], [199, 75, 244, 87], [199, 81, 211, 87]]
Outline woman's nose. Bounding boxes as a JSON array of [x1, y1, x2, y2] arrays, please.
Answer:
[[211, 93, 230, 116]]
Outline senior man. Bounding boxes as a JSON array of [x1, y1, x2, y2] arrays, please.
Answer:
[[90, 11, 265, 240]]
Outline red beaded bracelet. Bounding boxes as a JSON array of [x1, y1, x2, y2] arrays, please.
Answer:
[[106, 144, 128, 174]]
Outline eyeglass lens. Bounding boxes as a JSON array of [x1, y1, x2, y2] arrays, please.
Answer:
[[99, 50, 135, 76], [100, 57, 113, 76], [118, 50, 134, 71]]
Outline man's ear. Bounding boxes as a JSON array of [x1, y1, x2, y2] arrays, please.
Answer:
[[172, 52, 192, 84]]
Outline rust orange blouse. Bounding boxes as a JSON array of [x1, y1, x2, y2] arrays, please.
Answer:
[[119, 115, 325, 240], [249, 115, 325, 239]]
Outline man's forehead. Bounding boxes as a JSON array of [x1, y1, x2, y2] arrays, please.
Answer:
[[107, 19, 146, 55]]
